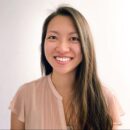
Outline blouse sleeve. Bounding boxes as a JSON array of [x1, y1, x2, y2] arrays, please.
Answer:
[[107, 89, 124, 125], [9, 85, 25, 122]]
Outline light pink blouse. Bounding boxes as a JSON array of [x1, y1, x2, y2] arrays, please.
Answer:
[[9, 74, 124, 129]]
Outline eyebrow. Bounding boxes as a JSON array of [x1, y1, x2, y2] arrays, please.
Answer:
[[47, 30, 78, 35], [47, 31, 59, 34]]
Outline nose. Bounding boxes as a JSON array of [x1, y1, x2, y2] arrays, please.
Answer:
[[55, 40, 70, 53]]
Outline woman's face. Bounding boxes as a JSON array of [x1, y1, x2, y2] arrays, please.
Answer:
[[44, 15, 82, 75]]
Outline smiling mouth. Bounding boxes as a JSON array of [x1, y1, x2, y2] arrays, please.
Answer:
[[54, 56, 73, 62]]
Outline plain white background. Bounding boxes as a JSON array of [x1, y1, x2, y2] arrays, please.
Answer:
[[0, 0, 130, 128]]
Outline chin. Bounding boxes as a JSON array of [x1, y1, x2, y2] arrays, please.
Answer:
[[53, 68, 76, 75]]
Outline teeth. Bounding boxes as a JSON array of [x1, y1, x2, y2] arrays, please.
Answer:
[[55, 57, 71, 62]]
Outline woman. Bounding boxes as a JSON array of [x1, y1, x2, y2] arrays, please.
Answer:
[[10, 5, 123, 130]]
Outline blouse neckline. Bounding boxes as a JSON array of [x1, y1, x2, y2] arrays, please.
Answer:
[[47, 74, 63, 100]]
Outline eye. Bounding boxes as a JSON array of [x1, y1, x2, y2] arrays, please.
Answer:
[[70, 36, 80, 42], [47, 35, 57, 40]]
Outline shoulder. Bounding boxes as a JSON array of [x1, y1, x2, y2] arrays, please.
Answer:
[[9, 75, 51, 122], [9, 75, 51, 104], [102, 86, 121, 110], [17, 75, 49, 93], [10, 75, 50, 103], [102, 86, 115, 102], [102, 86, 124, 125], [102, 86, 122, 110]]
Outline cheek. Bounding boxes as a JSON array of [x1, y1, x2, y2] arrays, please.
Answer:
[[44, 42, 52, 55], [75, 45, 83, 59], [44, 42, 47, 56], [78, 52, 83, 62], [77, 49, 83, 63], [44, 42, 56, 60], [44, 42, 51, 60]]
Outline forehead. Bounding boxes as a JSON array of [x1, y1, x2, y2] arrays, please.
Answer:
[[47, 15, 77, 33]]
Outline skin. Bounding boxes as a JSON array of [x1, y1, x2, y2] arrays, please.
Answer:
[[44, 15, 82, 99], [44, 15, 83, 128], [10, 15, 119, 130], [11, 15, 82, 129]]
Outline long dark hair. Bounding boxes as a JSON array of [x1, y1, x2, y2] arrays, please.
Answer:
[[40, 5, 113, 130]]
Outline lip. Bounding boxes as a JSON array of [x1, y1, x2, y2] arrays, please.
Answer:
[[53, 56, 73, 65]]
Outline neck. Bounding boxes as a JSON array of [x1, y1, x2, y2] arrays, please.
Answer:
[[51, 71, 75, 99]]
